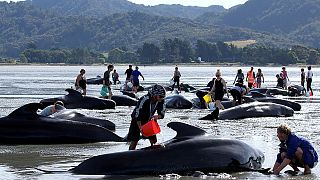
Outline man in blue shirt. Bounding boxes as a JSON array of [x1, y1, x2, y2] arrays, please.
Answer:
[[131, 66, 144, 93], [272, 124, 318, 175]]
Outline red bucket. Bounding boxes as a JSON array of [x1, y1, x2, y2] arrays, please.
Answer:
[[141, 119, 161, 137]]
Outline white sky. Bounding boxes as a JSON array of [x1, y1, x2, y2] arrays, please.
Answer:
[[3, 0, 249, 9], [128, 0, 249, 9]]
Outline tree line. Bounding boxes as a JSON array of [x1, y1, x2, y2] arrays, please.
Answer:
[[17, 38, 320, 65]]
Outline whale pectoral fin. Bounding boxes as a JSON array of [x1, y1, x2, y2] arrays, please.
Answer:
[[167, 122, 207, 138]]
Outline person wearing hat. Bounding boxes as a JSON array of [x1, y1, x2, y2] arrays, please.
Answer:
[[272, 124, 318, 175], [127, 84, 166, 150], [131, 66, 144, 93], [40, 101, 66, 116], [230, 79, 248, 106]]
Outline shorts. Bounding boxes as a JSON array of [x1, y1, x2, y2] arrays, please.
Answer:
[[132, 81, 140, 87], [127, 119, 157, 142], [230, 89, 242, 103], [214, 92, 224, 101]]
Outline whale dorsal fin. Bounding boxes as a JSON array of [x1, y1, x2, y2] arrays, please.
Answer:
[[65, 88, 83, 97], [251, 91, 266, 98], [8, 103, 42, 118], [167, 122, 207, 138]]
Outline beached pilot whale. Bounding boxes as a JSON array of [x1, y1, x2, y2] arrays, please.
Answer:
[[200, 102, 294, 120], [86, 75, 104, 85], [0, 103, 123, 144], [53, 109, 115, 131], [40, 89, 116, 110], [70, 122, 265, 175], [111, 95, 137, 106], [248, 91, 301, 111], [165, 91, 193, 109]]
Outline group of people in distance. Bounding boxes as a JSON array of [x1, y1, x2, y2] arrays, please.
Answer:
[[71, 65, 317, 175]]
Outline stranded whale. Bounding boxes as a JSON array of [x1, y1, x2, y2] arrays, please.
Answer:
[[71, 122, 264, 175]]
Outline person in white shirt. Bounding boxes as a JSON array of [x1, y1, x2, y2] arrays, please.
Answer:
[[307, 66, 313, 96]]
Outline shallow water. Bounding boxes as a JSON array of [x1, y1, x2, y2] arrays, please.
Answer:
[[0, 65, 319, 179]]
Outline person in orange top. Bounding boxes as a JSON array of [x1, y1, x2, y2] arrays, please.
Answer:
[[246, 67, 255, 89]]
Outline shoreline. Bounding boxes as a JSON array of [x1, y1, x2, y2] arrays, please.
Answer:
[[0, 62, 317, 67]]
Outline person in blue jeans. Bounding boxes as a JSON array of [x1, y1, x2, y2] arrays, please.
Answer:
[[272, 124, 318, 175]]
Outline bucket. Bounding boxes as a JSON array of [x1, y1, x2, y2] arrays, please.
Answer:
[[203, 94, 212, 103], [141, 119, 161, 137]]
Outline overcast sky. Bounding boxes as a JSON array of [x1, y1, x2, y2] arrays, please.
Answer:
[[3, 0, 249, 9], [127, 0, 249, 9]]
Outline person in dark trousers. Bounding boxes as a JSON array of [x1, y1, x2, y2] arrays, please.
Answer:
[[131, 66, 144, 93], [124, 65, 133, 91], [103, 64, 114, 99], [171, 66, 181, 92], [306, 66, 313, 96], [127, 84, 166, 150], [272, 124, 318, 175], [230, 79, 248, 106], [301, 68, 305, 87]]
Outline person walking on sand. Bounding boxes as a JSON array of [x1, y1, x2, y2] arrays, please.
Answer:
[[255, 68, 264, 88], [306, 66, 313, 96], [112, 69, 120, 85], [208, 69, 229, 110], [131, 66, 144, 93], [246, 67, 255, 89], [301, 68, 305, 87], [281, 66, 290, 90], [171, 66, 181, 92], [233, 69, 244, 84], [124, 65, 133, 91], [103, 64, 114, 99]]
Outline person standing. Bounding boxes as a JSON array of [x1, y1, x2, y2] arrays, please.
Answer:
[[255, 68, 264, 88], [281, 66, 290, 90], [171, 66, 181, 92], [233, 69, 244, 84], [301, 68, 305, 87], [209, 69, 229, 110], [75, 69, 87, 95], [246, 67, 255, 89], [127, 84, 166, 150], [272, 124, 318, 175], [124, 65, 133, 91], [103, 64, 114, 99], [307, 66, 313, 96], [131, 66, 144, 93], [112, 69, 120, 85]]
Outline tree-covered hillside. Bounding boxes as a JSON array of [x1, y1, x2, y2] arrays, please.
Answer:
[[197, 0, 320, 47], [27, 0, 225, 19], [0, 1, 296, 58]]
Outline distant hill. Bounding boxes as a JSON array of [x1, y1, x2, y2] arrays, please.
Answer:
[[197, 0, 320, 47], [1, 1, 294, 57], [27, 0, 226, 19]]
